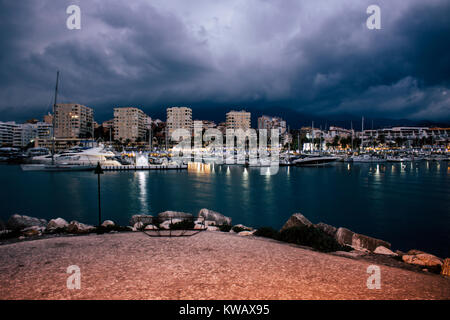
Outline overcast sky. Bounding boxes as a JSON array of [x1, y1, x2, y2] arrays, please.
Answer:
[[0, 0, 449, 123]]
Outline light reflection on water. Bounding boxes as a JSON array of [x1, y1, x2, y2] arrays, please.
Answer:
[[0, 161, 449, 257]]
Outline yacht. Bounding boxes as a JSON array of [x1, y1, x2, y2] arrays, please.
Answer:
[[293, 155, 339, 166], [351, 154, 386, 163], [387, 155, 413, 162], [21, 146, 122, 171]]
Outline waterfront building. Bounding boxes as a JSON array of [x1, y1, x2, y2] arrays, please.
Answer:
[[54, 103, 94, 138], [328, 126, 353, 138], [166, 106, 193, 137], [12, 122, 53, 147], [257, 115, 286, 136], [113, 107, 147, 142], [226, 110, 251, 130], [0, 121, 19, 146]]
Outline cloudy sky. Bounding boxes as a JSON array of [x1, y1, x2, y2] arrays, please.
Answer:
[[0, 0, 449, 124]]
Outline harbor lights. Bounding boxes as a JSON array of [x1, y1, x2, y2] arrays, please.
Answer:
[[94, 162, 104, 226]]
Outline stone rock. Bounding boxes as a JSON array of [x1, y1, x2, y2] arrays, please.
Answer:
[[441, 258, 450, 277], [207, 226, 219, 231], [233, 224, 253, 231], [406, 249, 427, 255], [198, 208, 232, 226], [374, 246, 398, 256], [144, 224, 158, 230], [101, 220, 115, 228], [281, 213, 313, 231], [402, 254, 443, 267], [238, 231, 255, 236], [67, 221, 95, 234], [129, 215, 153, 226], [194, 224, 205, 230], [335, 227, 354, 246], [7, 214, 47, 231], [46, 218, 69, 231], [158, 211, 193, 221], [335, 227, 391, 252], [133, 222, 144, 230], [21, 226, 44, 237], [395, 250, 406, 256], [315, 222, 337, 237]]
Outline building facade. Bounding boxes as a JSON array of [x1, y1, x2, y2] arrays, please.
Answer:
[[257, 115, 286, 136], [226, 110, 251, 130], [166, 107, 193, 136], [113, 107, 147, 142], [54, 103, 94, 138]]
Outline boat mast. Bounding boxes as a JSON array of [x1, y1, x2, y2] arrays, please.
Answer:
[[351, 121, 354, 152], [361, 116, 364, 152], [52, 70, 59, 165]]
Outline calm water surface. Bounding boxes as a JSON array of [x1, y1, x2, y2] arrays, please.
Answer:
[[1, 162, 449, 257]]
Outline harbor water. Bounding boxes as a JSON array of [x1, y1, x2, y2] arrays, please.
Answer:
[[1, 162, 449, 257]]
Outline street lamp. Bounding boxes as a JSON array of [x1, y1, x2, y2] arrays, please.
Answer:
[[94, 162, 104, 226]]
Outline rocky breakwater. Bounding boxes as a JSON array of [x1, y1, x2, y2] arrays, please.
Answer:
[[276, 213, 448, 275], [128, 208, 256, 236], [0, 214, 128, 241]]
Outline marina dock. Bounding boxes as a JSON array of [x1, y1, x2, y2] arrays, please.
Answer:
[[102, 164, 187, 171]]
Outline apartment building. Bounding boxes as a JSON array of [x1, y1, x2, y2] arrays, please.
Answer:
[[226, 110, 251, 130], [166, 107, 193, 136], [54, 103, 94, 138], [257, 115, 286, 135], [113, 107, 147, 142]]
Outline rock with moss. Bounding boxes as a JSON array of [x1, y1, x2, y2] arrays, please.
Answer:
[[279, 225, 350, 253], [315, 222, 337, 237]]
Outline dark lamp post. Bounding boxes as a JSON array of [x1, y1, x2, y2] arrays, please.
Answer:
[[94, 162, 104, 226]]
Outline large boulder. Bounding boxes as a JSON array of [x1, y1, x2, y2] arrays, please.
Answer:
[[22, 226, 44, 237], [281, 213, 313, 231], [335, 227, 354, 246], [335, 227, 391, 252], [402, 253, 443, 267], [158, 211, 193, 221], [374, 246, 398, 256], [129, 215, 153, 226], [67, 221, 95, 234], [101, 220, 115, 228], [7, 214, 47, 231], [198, 209, 232, 226], [46, 218, 69, 231], [315, 222, 337, 237]]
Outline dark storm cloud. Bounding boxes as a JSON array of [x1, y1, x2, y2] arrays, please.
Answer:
[[0, 0, 449, 122]]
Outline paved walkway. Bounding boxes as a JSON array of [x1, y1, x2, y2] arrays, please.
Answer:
[[0, 232, 448, 299]]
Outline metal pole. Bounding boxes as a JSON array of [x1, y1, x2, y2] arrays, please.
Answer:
[[97, 172, 101, 226]]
